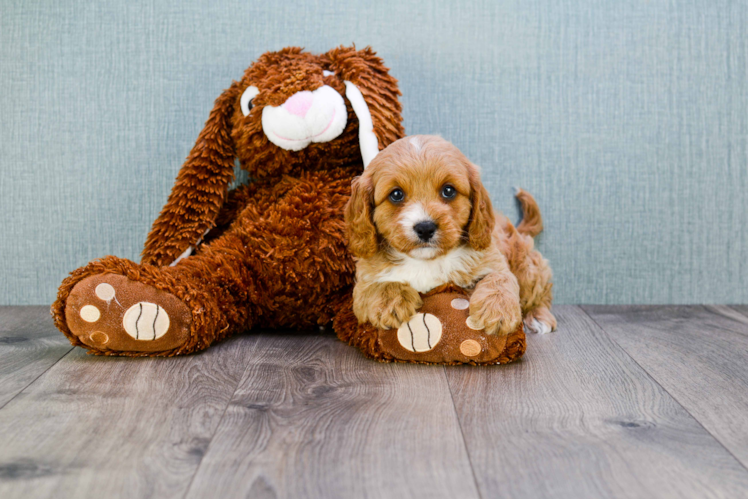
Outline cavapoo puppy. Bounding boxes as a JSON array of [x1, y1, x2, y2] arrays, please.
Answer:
[[345, 135, 556, 336]]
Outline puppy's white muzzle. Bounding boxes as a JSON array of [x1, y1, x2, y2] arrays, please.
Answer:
[[262, 85, 348, 151]]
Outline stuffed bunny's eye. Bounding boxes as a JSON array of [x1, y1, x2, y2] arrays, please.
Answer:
[[240, 86, 259, 116]]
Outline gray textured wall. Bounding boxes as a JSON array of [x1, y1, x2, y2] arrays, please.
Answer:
[[1, 0, 746, 305]]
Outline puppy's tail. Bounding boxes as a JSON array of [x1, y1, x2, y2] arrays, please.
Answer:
[[515, 188, 543, 238]]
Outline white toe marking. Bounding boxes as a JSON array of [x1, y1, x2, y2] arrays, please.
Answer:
[[525, 318, 552, 335], [122, 302, 170, 340], [451, 298, 470, 310], [524, 319, 538, 334], [397, 313, 443, 352], [466, 316, 483, 331], [80, 305, 100, 323], [95, 283, 116, 301], [538, 320, 552, 334]]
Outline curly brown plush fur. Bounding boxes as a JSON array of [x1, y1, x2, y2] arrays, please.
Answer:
[[51, 46, 404, 356]]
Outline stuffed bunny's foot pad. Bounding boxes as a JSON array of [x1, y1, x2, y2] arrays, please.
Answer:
[[334, 284, 526, 365], [65, 274, 192, 353]]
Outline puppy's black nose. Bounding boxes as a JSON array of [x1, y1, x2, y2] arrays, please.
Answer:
[[414, 221, 438, 241]]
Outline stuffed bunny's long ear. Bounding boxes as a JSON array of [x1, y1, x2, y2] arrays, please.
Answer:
[[326, 47, 404, 169], [141, 84, 239, 267]]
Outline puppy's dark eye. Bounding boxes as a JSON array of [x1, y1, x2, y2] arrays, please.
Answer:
[[389, 188, 405, 203], [441, 185, 457, 200]]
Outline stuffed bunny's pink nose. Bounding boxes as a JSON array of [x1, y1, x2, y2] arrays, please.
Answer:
[[283, 91, 314, 117]]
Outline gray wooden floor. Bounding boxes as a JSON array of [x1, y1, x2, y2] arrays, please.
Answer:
[[1, 306, 747, 498]]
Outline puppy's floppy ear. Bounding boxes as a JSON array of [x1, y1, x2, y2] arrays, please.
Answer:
[[466, 163, 496, 251], [345, 174, 378, 259], [142, 82, 240, 267]]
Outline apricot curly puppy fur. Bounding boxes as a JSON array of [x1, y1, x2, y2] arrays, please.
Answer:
[[345, 135, 556, 336]]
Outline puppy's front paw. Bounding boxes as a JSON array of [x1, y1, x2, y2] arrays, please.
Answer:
[[468, 292, 522, 336], [374, 291, 423, 330], [524, 306, 557, 335], [353, 282, 424, 330]]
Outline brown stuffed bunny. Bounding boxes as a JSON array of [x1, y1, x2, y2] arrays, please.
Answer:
[[51, 46, 404, 356]]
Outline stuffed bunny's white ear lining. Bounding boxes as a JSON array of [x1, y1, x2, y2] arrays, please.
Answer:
[[344, 81, 379, 168]]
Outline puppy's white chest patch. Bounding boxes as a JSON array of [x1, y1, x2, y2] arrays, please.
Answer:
[[375, 247, 485, 293]]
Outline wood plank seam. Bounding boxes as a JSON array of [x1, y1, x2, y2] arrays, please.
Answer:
[[443, 365, 484, 499], [183, 333, 480, 498], [443, 305, 748, 497], [0, 346, 74, 413], [180, 337, 261, 498], [727, 305, 748, 327], [579, 305, 748, 476], [703, 305, 748, 338]]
